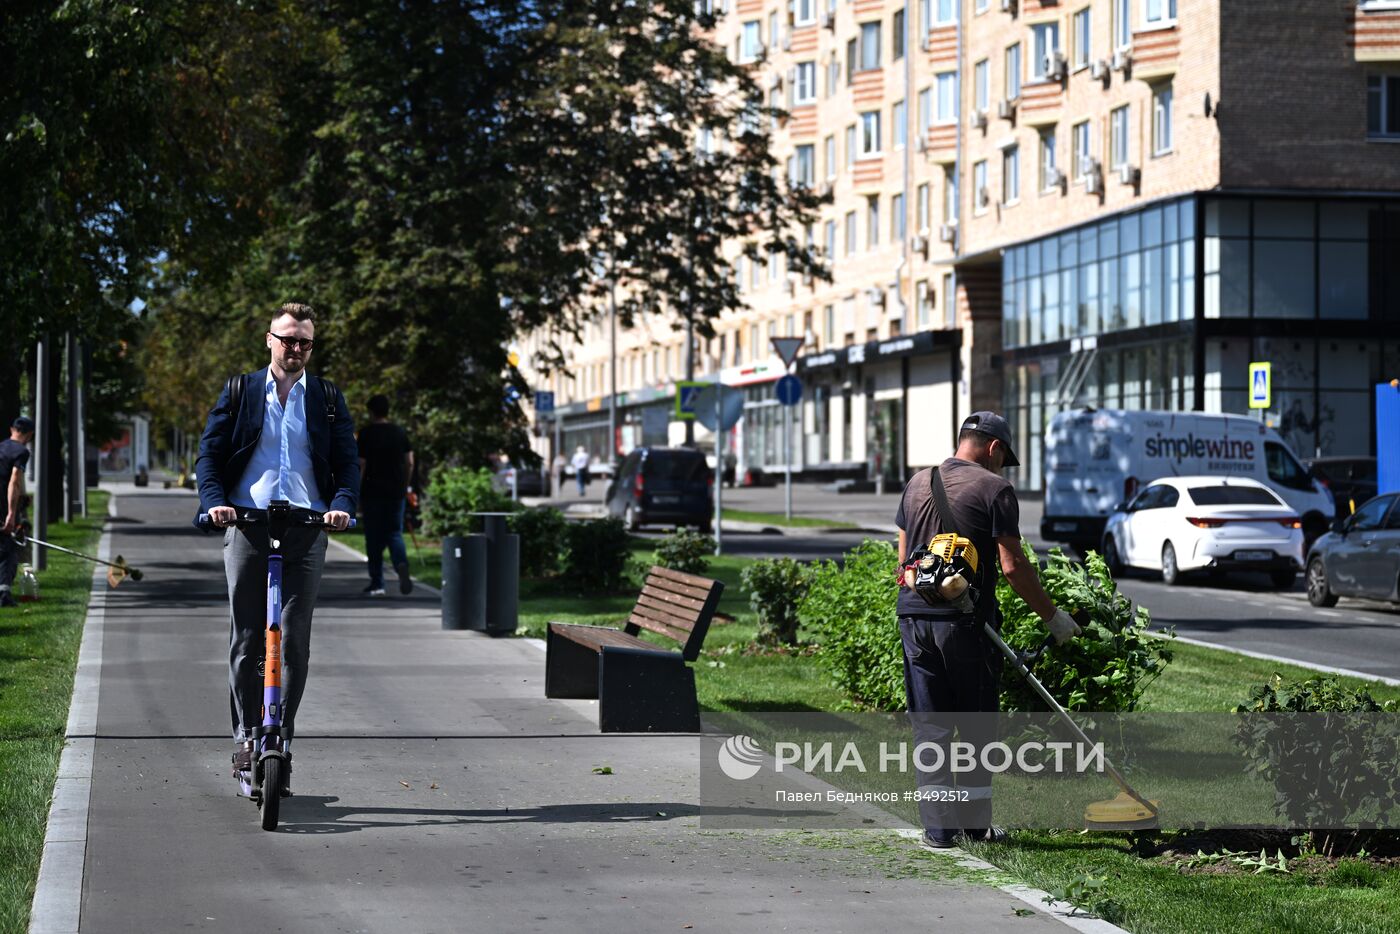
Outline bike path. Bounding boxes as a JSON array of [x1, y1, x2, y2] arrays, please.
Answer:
[[68, 491, 1085, 934]]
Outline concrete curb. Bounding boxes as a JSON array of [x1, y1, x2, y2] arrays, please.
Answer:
[[28, 505, 114, 933]]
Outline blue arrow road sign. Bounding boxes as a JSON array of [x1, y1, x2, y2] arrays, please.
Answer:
[[775, 374, 803, 406], [535, 391, 554, 414]]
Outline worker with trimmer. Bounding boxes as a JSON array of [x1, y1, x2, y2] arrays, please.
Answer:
[[0, 416, 35, 608], [896, 411, 1081, 849]]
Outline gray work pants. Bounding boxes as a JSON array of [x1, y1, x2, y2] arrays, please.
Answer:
[[224, 525, 327, 742]]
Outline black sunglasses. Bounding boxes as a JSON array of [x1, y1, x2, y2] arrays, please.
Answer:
[[269, 332, 315, 351]]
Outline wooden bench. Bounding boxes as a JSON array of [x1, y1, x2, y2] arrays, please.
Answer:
[[545, 566, 724, 732]]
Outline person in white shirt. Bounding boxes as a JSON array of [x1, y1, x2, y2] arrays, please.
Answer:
[[570, 445, 591, 496]]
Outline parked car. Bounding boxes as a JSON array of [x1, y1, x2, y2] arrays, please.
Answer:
[[1101, 476, 1305, 588], [606, 446, 713, 532], [1303, 456, 1377, 519], [1305, 492, 1400, 607], [1044, 409, 1334, 556], [491, 464, 548, 498]]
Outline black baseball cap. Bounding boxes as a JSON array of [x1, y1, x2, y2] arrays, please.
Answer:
[[960, 411, 1020, 467], [11, 416, 34, 434]]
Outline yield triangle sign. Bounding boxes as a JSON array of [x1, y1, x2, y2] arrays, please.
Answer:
[[770, 336, 804, 368]]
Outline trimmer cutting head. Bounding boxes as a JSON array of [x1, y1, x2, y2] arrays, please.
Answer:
[[1084, 792, 1160, 831]]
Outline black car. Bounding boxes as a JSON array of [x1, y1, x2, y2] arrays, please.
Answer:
[[606, 446, 713, 532], [1304, 456, 1377, 519], [1305, 492, 1400, 607]]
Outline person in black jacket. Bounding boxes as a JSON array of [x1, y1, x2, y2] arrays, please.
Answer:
[[195, 302, 359, 782]]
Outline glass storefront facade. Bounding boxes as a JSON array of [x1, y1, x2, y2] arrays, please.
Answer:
[[1001, 194, 1400, 492]]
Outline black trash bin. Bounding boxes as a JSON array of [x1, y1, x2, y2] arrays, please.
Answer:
[[441, 534, 487, 631], [474, 512, 519, 636]]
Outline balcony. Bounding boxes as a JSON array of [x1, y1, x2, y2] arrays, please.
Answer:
[[1352, 3, 1400, 61]]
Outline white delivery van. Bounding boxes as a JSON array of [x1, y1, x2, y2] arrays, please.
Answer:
[[1042, 409, 1334, 554]]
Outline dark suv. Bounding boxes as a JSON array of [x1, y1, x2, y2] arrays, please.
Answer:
[[606, 447, 713, 532], [1304, 456, 1377, 519]]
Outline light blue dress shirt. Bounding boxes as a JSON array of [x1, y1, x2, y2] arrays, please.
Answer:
[[232, 370, 327, 511]]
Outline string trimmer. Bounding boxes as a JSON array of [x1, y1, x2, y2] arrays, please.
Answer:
[[12, 525, 144, 587], [985, 614, 1160, 831]]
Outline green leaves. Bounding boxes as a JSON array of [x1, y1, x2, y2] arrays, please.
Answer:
[[800, 540, 903, 710], [741, 558, 812, 647]]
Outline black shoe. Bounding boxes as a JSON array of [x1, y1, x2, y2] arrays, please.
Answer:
[[232, 743, 253, 775], [395, 562, 414, 595], [0, 591, 17, 608], [918, 832, 959, 851]]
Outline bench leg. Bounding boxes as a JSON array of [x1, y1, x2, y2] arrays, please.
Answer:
[[597, 646, 701, 733], [545, 627, 601, 698]]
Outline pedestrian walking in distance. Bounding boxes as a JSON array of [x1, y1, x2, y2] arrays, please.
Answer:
[[0, 416, 35, 608], [357, 394, 415, 596], [571, 445, 591, 496], [895, 411, 1081, 849], [196, 302, 359, 782]]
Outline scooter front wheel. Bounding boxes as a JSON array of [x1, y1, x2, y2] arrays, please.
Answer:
[[259, 758, 283, 831]]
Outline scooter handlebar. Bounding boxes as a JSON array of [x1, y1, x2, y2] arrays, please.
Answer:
[[197, 510, 356, 532]]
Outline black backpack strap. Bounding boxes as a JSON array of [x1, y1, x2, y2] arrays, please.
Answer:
[[929, 467, 954, 537], [224, 374, 244, 416], [316, 375, 340, 423]]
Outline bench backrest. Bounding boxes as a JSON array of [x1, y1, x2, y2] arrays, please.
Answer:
[[625, 566, 725, 662]]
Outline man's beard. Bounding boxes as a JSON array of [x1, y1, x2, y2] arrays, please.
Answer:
[[280, 355, 306, 374]]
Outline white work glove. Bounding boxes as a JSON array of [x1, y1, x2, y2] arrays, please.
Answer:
[[1045, 608, 1082, 645]]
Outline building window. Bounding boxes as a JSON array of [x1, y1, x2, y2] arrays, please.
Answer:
[[943, 275, 957, 327], [917, 281, 933, 327], [976, 0, 990, 12], [934, 0, 957, 25], [846, 38, 857, 85], [1114, 0, 1131, 48], [769, 11, 779, 48], [845, 124, 857, 168], [823, 304, 835, 346], [1031, 23, 1061, 81], [824, 220, 837, 258], [918, 87, 933, 134], [1072, 119, 1092, 179], [917, 182, 931, 230], [974, 59, 990, 114], [1003, 145, 1020, 204], [893, 192, 906, 241], [893, 99, 907, 149], [845, 210, 858, 254], [793, 144, 816, 187], [1367, 75, 1400, 138], [867, 195, 881, 248], [859, 110, 882, 155], [1005, 43, 1022, 99], [827, 54, 840, 96], [935, 71, 958, 123], [1153, 83, 1173, 155], [893, 8, 906, 60], [794, 0, 817, 26], [794, 61, 817, 103], [1111, 104, 1130, 168], [1040, 130, 1057, 191], [1072, 7, 1092, 69], [973, 159, 989, 213], [740, 21, 763, 62], [824, 135, 837, 178], [859, 21, 882, 71], [944, 167, 959, 222], [1141, 0, 1176, 28]]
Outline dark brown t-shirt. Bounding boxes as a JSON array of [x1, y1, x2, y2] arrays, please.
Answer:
[[895, 457, 1021, 619]]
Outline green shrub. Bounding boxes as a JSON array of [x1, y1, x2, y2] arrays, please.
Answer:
[[800, 539, 904, 710], [423, 466, 516, 536], [653, 528, 714, 575], [1234, 676, 1400, 842], [561, 517, 634, 593], [997, 542, 1173, 713], [509, 506, 569, 578], [741, 558, 813, 646]]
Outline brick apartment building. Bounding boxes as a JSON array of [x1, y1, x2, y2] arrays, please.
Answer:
[[522, 0, 1400, 492]]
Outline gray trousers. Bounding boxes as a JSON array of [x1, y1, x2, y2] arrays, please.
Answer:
[[224, 525, 327, 742]]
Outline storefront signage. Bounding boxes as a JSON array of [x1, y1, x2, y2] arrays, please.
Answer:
[[799, 330, 944, 372]]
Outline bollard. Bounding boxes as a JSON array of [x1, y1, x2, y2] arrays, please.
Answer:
[[441, 534, 487, 630]]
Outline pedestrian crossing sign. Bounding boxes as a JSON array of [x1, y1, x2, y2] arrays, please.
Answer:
[[1248, 362, 1271, 410]]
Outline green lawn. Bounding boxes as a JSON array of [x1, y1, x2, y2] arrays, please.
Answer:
[[0, 492, 108, 934], [720, 508, 857, 529]]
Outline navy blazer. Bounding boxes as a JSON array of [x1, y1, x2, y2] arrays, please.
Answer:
[[195, 367, 360, 523]]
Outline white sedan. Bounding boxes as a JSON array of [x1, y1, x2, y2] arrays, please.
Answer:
[[1101, 476, 1305, 588]]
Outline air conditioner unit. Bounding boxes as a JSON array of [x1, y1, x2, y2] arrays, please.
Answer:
[[1044, 166, 1064, 188], [911, 235, 929, 255], [1043, 52, 1067, 82], [823, 11, 835, 30], [1079, 155, 1100, 178], [938, 223, 958, 243], [976, 186, 990, 209], [1000, 0, 1016, 13], [1089, 59, 1109, 81], [819, 180, 834, 197], [1111, 49, 1131, 72], [1119, 163, 1141, 186], [1085, 171, 1103, 196], [868, 288, 886, 308], [920, 35, 931, 52], [787, 67, 797, 85], [971, 110, 989, 130], [782, 31, 792, 51], [915, 135, 928, 152], [998, 98, 1016, 120]]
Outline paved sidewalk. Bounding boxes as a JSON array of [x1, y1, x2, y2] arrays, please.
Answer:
[[49, 491, 1084, 933]]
